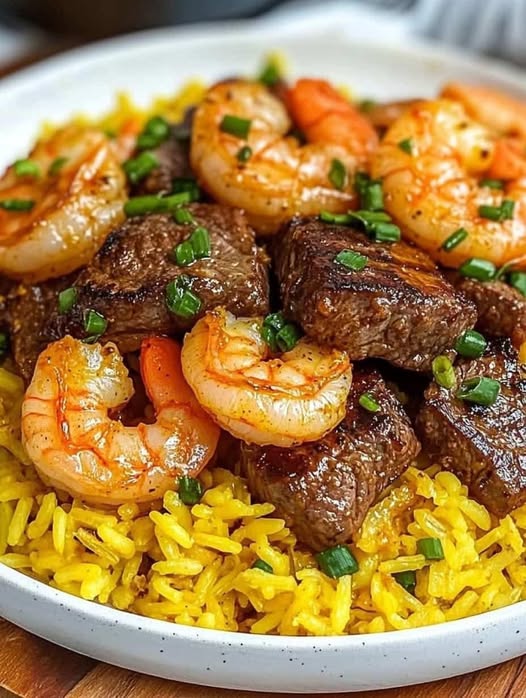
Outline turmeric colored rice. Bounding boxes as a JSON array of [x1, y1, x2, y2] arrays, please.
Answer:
[[3, 82, 526, 636], [1, 359, 526, 636]]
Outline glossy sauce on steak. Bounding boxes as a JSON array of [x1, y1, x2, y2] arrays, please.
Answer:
[[273, 218, 477, 371], [241, 366, 420, 550], [417, 340, 526, 517]]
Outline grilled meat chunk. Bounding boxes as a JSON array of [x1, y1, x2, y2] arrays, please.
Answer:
[[132, 125, 192, 196], [416, 340, 526, 517], [273, 218, 477, 371], [9, 204, 269, 378], [241, 366, 420, 550], [453, 276, 526, 348]]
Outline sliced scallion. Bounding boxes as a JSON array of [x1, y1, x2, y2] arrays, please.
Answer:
[[479, 199, 515, 222], [416, 537, 444, 561], [329, 158, 347, 191], [319, 210, 354, 225], [334, 249, 368, 272], [172, 177, 200, 202], [14, 159, 40, 178], [178, 475, 203, 505], [136, 115, 170, 150], [359, 392, 380, 412], [49, 156, 68, 176], [58, 287, 77, 315], [0, 198, 34, 212], [258, 59, 281, 87], [122, 151, 159, 184], [454, 329, 487, 359], [237, 145, 252, 163], [432, 356, 456, 390], [220, 114, 251, 139], [316, 544, 359, 578], [394, 570, 416, 593], [189, 226, 211, 259], [398, 138, 413, 155], [456, 376, 501, 406], [509, 271, 526, 297], [252, 559, 274, 573], [166, 276, 202, 319], [124, 192, 191, 217], [173, 240, 195, 267], [83, 309, 107, 338], [174, 207, 195, 225], [479, 178, 504, 190], [441, 228, 468, 252], [458, 257, 496, 282]]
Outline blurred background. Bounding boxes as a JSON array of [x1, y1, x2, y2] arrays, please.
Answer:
[[0, 0, 525, 75]]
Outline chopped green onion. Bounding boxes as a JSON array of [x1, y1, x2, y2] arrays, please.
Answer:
[[316, 544, 359, 578], [329, 158, 347, 191], [394, 570, 416, 593], [479, 199, 515, 221], [479, 178, 504, 190], [354, 172, 384, 211], [398, 138, 413, 155], [49, 156, 68, 176], [166, 277, 202, 319], [172, 177, 200, 201], [173, 240, 195, 267], [509, 271, 526, 297], [189, 227, 211, 259], [123, 151, 159, 184], [178, 475, 203, 505], [263, 311, 286, 332], [373, 222, 401, 243], [359, 392, 380, 412], [0, 332, 8, 358], [258, 59, 281, 87], [319, 210, 354, 225], [83, 309, 107, 338], [455, 329, 487, 359], [441, 228, 468, 252], [432, 355, 456, 390], [237, 145, 252, 163], [459, 257, 496, 282], [335, 249, 368, 272], [174, 207, 195, 225], [252, 559, 274, 574], [260, 325, 278, 353], [124, 192, 191, 217], [416, 537, 444, 561], [456, 376, 501, 406], [14, 159, 40, 178], [349, 210, 392, 227], [58, 287, 77, 315], [137, 115, 170, 149], [275, 323, 302, 352], [220, 114, 251, 139], [0, 199, 34, 212]]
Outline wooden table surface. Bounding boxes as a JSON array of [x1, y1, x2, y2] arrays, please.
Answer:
[[0, 46, 524, 698]]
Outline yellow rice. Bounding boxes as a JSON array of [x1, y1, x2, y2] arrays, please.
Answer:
[[4, 79, 526, 635], [2, 363, 526, 636]]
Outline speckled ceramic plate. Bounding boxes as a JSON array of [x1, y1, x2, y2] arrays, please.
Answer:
[[0, 10, 525, 693]]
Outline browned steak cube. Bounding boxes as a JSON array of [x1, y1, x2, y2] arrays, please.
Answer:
[[453, 276, 526, 348], [131, 126, 192, 197], [273, 218, 477, 371], [416, 340, 526, 517], [240, 366, 420, 551]]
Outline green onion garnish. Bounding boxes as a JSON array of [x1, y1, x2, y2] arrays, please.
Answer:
[[456, 376, 501, 406], [58, 287, 77, 315], [479, 178, 504, 190], [49, 156, 68, 176], [509, 271, 526, 297], [0, 332, 8, 358], [454, 329, 487, 359], [174, 240, 195, 267], [220, 114, 251, 139], [316, 544, 359, 578], [441, 228, 468, 252], [258, 60, 281, 87], [261, 312, 301, 353], [373, 222, 401, 243], [262, 311, 286, 332], [479, 199, 515, 222], [329, 158, 347, 191], [0, 199, 35, 212], [252, 559, 274, 574], [174, 207, 195, 225], [334, 249, 368, 272], [394, 570, 416, 593], [124, 192, 191, 217], [432, 355, 456, 390], [237, 145, 252, 163], [459, 257, 496, 282], [319, 211, 354, 225], [354, 172, 384, 211], [172, 177, 201, 202], [137, 115, 170, 150], [416, 537, 444, 561], [83, 309, 107, 338], [189, 227, 211, 259], [14, 159, 40, 178], [178, 475, 203, 505], [398, 138, 413, 155], [275, 324, 302, 353], [122, 151, 159, 184], [166, 276, 202, 319], [359, 392, 380, 412]]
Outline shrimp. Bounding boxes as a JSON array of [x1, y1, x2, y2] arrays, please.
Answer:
[[0, 125, 127, 283], [190, 79, 377, 234], [21, 335, 220, 505], [180, 307, 352, 447], [371, 99, 526, 269]]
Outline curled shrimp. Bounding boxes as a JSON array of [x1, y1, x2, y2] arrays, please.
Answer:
[[0, 125, 127, 283], [21, 335, 220, 505], [181, 307, 352, 447], [190, 79, 377, 234], [371, 99, 526, 269]]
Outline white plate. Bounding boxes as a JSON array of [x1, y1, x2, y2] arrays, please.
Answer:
[[0, 13, 525, 694]]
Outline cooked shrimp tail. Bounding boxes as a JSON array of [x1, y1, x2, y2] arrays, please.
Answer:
[[21, 336, 220, 505]]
